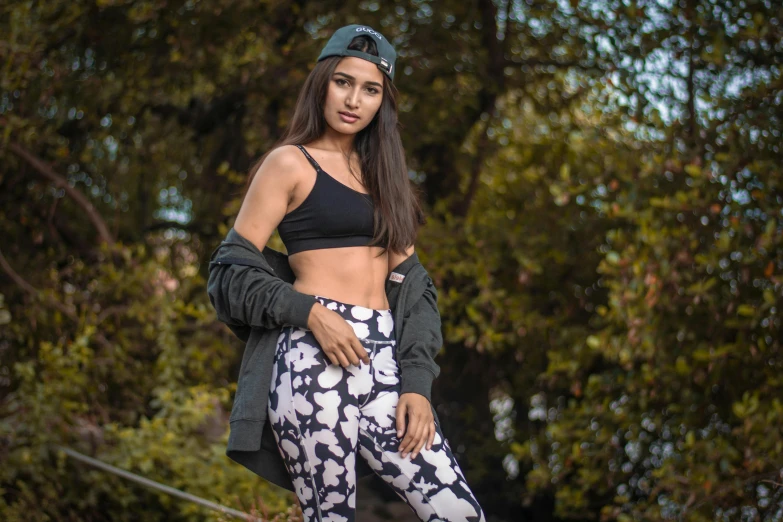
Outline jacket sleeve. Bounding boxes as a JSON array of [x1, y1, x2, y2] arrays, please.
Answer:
[[397, 276, 443, 403], [207, 261, 317, 332]]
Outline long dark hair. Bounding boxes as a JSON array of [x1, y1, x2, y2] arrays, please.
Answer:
[[243, 35, 426, 257]]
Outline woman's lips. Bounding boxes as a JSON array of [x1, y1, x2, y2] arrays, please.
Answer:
[[339, 112, 359, 123]]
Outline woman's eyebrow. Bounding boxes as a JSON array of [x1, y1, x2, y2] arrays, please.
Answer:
[[333, 71, 382, 89]]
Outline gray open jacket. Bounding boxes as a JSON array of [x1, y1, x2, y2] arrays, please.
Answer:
[[206, 227, 443, 492]]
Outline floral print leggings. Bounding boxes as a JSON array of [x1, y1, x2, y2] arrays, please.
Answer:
[[267, 295, 486, 522]]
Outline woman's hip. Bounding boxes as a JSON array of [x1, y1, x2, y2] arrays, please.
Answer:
[[311, 295, 395, 343], [272, 295, 399, 398]]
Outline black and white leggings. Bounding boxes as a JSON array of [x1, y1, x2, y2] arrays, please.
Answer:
[[267, 295, 486, 522]]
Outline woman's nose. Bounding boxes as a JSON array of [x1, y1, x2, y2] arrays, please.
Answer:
[[346, 89, 360, 108]]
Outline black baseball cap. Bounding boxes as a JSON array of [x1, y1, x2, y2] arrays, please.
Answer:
[[317, 24, 397, 82]]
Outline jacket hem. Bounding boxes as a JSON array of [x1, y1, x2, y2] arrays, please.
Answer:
[[227, 418, 264, 452]]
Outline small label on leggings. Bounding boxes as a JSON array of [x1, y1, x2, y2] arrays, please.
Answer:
[[389, 272, 405, 283]]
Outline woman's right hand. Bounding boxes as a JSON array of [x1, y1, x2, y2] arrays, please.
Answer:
[[307, 303, 370, 368]]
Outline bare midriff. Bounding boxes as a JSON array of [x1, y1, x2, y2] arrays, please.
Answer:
[[290, 245, 391, 310]]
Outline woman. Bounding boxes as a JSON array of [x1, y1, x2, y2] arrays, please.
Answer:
[[231, 24, 485, 522]]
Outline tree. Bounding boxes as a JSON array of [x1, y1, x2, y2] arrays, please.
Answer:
[[2, 0, 780, 520]]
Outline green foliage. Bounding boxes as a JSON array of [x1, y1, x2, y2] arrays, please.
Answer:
[[0, 242, 295, 520], [2, 0, 782, 520]]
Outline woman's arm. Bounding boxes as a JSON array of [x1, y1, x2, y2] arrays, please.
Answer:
[[207, 146, 319, 330], [387, 243, 443, 402], [234, 145, 302, 253], [396, 276, 442, 402], [207, 242, 318, 331], [395, 267, 443, 459]]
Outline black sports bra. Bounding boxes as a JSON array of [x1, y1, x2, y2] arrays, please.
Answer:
[[277, 145, 375, 255]]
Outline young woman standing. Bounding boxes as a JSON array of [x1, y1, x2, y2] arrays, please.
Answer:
[[232, 24, 485, 522]]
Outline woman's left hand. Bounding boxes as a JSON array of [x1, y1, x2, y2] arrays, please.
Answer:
[[396, 392, 435, 459]]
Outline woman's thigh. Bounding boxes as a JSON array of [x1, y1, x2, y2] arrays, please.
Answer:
[[358, 390, 486, 522], [267, 323, 375, 520]]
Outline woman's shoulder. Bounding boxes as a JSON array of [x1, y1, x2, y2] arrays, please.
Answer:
[[260, 144, 307, 171], [252, 144, 312, 186]]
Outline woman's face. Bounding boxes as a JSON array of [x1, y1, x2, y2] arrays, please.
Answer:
[[323, 56, 385, 135]]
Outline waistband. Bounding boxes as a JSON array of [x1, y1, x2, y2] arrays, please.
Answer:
[[313, 295, 395, 343]]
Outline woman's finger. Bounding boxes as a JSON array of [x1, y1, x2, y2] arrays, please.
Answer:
[[323, 350, 339, 367], [401, 414, 425, 457], [350, 337, 370, 365], [411, 424, 429, 459], [399, 414, 418, 454], [341, 340, 360, 366], [412, 417, 434, 458], [427, 422, 436, 450], [410, 418, 427, 458], [334, 349, 350, 368], [396, 400, 407, 439]]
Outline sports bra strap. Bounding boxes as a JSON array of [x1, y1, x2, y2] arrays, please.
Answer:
[[295, 144, 322, 172]]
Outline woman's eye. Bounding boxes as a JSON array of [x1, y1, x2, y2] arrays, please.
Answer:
[[367, 88, 379, 95], [336, 79, 348, 86]]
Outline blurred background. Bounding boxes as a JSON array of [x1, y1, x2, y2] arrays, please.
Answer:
[[1, 0, 781, 520]]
